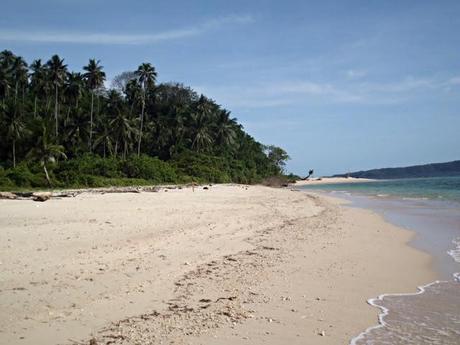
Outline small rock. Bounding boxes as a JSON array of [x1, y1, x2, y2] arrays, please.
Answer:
[[319, 330, 326, 336]]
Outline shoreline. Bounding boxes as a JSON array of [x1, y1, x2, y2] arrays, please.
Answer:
[[0, 185, 436, 344], [293, 177, 375, 186]]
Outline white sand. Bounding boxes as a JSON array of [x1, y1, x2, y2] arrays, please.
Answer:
[[0, 185, 435, 345], [293, 177, 374, 186]]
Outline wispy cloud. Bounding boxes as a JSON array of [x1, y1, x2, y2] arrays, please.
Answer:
[[0, 15, 253, 45], [198, 75, 457, 109], [448, 76, 460, 85], [345, 69, 367, 79]]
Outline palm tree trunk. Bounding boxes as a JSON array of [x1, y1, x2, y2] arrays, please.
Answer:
[[43, 164, 52, 188], [12, 139, 16, 168], [54, 84, 59, 137], [14, 82, 18, 105], [89, 91, 94, 152], [137, 94, 145, 157]]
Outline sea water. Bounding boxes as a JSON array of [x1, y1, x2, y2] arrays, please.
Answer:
[[299, 176, 460, 344]]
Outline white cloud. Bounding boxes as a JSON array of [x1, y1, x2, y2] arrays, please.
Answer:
[[197, 75, 457, 110], [448, 76, 460, 85], [345, 69, 367, 79], [0, 15, 253, 45]]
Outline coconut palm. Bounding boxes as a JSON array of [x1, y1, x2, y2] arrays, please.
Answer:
[[29, 59, 48, 117], [135, 63, 157, 156], [27, 120, 67, 187], [0, 50, 15, 66], [83, 59, 106, 151], [110, 110, 137, 159], [61, 108, 89, 156], [64, 72, 84, 115], [191, 113, 213, 152], [215, 109, 237, 147], [0, 65, 11, 103], [93, 124, 114, 158], [46, 55, 68, 137], [5, 108, 26, 167], [11, 56, 28, 104]]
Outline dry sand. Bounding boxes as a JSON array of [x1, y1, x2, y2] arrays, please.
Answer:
[[0, 184, 435, 345]]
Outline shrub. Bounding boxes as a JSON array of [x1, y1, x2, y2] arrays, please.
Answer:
[[122, 155, 178, 183], [172, 152, 232, 183], [5, 164, 36, 187]]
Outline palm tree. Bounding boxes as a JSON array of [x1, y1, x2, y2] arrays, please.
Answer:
[[93, 90, 122, 157], [110, 110, 136, 159], [64, 72, 84, 118], [191, 113, 213, 152], [29, 59, 47, 117], [5, 107, 26, 167], [46, 55, 68, 137], [27, 121, 67, 187], [83, 59, 106, 151], [93, 124, 113, 158], [215, 109, 237, 147], [61, 108, 90, 156], [11, 56, 28, 105], [190, 96, 215, 152], [0, 65, 11, 104], [135, 63, 157, 156], [0, 50, 15, 67]]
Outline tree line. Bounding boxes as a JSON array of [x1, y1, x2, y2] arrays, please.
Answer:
[[0, 50, 290, 188]]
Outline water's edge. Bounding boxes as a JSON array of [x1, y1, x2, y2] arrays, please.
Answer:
[[298, 189, 460, 344]]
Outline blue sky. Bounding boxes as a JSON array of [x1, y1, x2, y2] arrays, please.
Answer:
[[1, 0, 459, 176]]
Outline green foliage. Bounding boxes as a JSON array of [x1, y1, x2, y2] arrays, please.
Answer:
[[172, 151, 232, 183], [122, 155, 177, 183], [0, 167, 14, 188], [4, 163, 47, 188], [0, 50, 291, 190]]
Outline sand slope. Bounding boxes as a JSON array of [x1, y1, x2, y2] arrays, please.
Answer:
[[0, 185, 435, 345]]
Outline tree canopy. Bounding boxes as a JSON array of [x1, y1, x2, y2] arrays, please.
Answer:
[[0, 50, 290, 189]]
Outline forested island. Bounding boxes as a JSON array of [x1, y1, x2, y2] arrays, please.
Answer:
[[0, 50, 290, 189], [333, 160, 460, 179]]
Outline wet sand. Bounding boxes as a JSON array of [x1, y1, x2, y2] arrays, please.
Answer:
[[0, 185, 435, 344]]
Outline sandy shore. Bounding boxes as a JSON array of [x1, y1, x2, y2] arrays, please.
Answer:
[[0, 185, 435, 345], [293, 177, 374, 186]]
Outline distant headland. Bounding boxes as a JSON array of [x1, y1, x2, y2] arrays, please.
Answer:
[[333, 160, 460, 179]]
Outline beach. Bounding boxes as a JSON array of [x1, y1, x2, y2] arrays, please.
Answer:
[[293, 177, 375, 186], [0, 184, 436, 345]]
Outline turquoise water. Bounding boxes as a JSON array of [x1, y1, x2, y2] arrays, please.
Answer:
[[299, 176, 460, 202]]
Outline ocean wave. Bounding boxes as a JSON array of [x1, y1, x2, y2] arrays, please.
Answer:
[[351, 235, 460, 344], [447, 237, 460, 264], [349, 279, 448, 345]]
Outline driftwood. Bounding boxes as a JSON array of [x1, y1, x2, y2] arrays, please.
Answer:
[[0, 184, 202, 202]]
